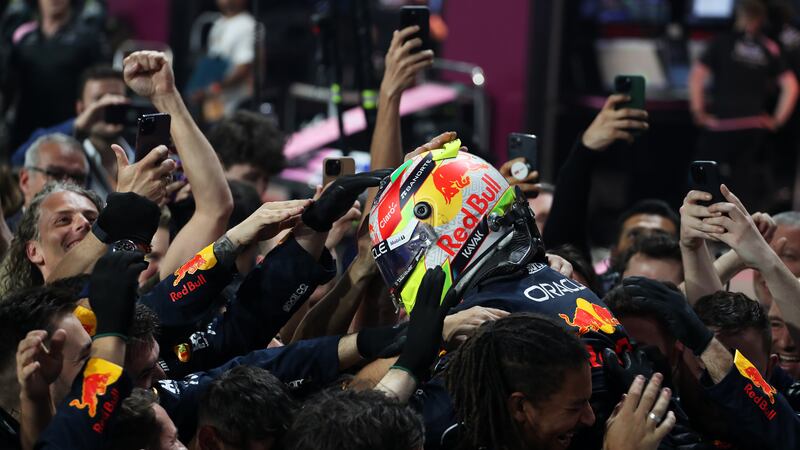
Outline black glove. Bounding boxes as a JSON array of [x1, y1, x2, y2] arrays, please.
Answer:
[[92, 192, 160, 244], [357, 322, 409, 360], [301, 169, 393, 232], [393, 266, 456, 382], [89, 249, 148, 340], [603, 348, 654, 397], [623, 276, 714, 356]]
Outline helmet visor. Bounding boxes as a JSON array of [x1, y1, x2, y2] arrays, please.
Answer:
[[372, 220, 437, 299]]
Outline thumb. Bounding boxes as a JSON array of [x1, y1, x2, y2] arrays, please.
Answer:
[[49, 329, 67, 359], [771, 236, 789, 256], [111, 144, 130, 169]]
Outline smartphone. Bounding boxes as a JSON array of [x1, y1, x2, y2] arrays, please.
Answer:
[[506, 133, 538, 181], [689, 161, 724, 206], [135, 113, 172, 162], [614, 75, 646, 110], [400, 6, 430, 53], [323, 157, 355, 186], [104, 104, 155, 126]]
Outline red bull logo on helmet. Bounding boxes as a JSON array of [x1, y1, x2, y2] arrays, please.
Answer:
[[431, 159, 491, 205], [559, 298, 621, 335], [436, 173, 504, 257], [69, 358, 122, 418], [173, 244, 217, 286]]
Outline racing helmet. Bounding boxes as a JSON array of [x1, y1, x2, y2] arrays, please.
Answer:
[[369, 139, 545, 313]]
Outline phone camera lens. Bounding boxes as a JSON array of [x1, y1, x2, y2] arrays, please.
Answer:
[[616, 77, 632, 93], [325, 159, 342, 176]]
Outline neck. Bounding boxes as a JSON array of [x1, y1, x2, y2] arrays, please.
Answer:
[[41, 9, 71, 36]]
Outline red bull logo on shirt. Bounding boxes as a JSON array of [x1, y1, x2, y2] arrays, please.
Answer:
[[172, 244, 217, 286], [559, 298, 621, 335], [69, 358, 122, 418], [734, 350, 778, 420]]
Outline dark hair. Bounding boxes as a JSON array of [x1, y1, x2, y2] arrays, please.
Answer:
[[198, 365, 296, 446], [47, 274, 90, 300], [0, 285, 77, 368], [110, 388, 162, 450], [612, 230, 682, 276], [77, 65, 124, 101], [444, 313, 589, 450], [207, 110, 286, 176], [616, 199, 679, 244], [285, 388, 424, 450], [124, 304, 160, 368], [548, 244, 601, 294], [603, 284, 676, 341], [228, 179, 262, 229], [694, 291, 771, 354], [0, 182, 103, 296]]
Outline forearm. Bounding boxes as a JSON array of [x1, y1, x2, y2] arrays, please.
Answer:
[[758, 252, 800, 344], [714, 249, 746, 285], [700, 338, 734, 385], [681, 241, 723, 306], [337, 333, 363, 370], [773, 73, 798, 125], [46, 233, 106, 282], [291, 224, 327, 262], [292, 258, 376, 342], [19, 394, 54, 450], [152, 93, 232, 216], [363, 93, 403, 211], [688, 64, 708, 114], [374, 369, 417, 403]]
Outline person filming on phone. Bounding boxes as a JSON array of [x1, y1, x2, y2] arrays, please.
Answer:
[[689, 0, 798, 210]]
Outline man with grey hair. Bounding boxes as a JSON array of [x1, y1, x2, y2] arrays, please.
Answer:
[[19, 134, 90, 209]]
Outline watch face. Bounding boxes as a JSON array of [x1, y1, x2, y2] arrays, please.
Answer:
[[112, 240, 137, 253]]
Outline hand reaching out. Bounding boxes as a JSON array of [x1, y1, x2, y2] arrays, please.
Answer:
[[582, 94, 648, 150], [678, 190, 724, 249], [442, 306, 508, 345], [499, 158, 541, 197], [228, 199, 312, 247], [603, 373, 676, 450], [404, 131, 459, 162], [17, 329, 66, 400], [381, 26, 435, 101], [113, 144, 176, 204]]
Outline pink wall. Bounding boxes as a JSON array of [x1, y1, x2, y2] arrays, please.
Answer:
[[441, 0, 531, 160], [109, 0, 169, 43]]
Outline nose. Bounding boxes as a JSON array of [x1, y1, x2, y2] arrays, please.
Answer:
[[73, 214, 92, 234]]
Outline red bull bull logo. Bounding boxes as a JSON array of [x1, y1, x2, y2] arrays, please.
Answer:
[[74, 305, 97, 337], [436, 173, 504, 257], [173, 244, 217, 286], [69, 358, 121, 418], [735, 350, 777, 409], [559, 298, 621, 335], [432, 162, 471, 205], [174, 343, 191, 363]]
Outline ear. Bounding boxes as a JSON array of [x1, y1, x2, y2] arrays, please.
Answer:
[[26, 240, 45, 266], [766, 353, 779, 380], [507, 392, 536, 425], [75, 100, 85, 114], [197, 425, 222, 450], [19, 168, 30, 193]]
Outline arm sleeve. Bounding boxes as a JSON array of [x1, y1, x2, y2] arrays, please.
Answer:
[[701, 352, 800, 450], [541, 138, 602, 260], [35, 358, 132, 450], [138, 242, 235, 328], [158, 237, 336, 377], [11, 119, 77, 167], [158, 335, 342, 443]]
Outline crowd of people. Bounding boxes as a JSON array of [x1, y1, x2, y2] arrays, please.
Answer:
[[1, 0, 800, 449]]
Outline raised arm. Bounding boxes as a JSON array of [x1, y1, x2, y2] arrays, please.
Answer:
[[122, 51, 234, 279], [678, 190, 724, 304], [771, 71, 799, 129]]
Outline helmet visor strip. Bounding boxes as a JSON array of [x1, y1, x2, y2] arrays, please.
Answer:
[[372, 220, 438, 306]]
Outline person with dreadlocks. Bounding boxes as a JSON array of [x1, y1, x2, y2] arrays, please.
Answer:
[[366, 139, 653, 447], [444, 313, 675, 450]]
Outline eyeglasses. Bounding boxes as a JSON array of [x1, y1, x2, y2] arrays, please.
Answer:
[[26, 166, 88, 186]]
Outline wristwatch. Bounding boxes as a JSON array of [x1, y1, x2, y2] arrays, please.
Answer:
[[111, 239, 152, 254]]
